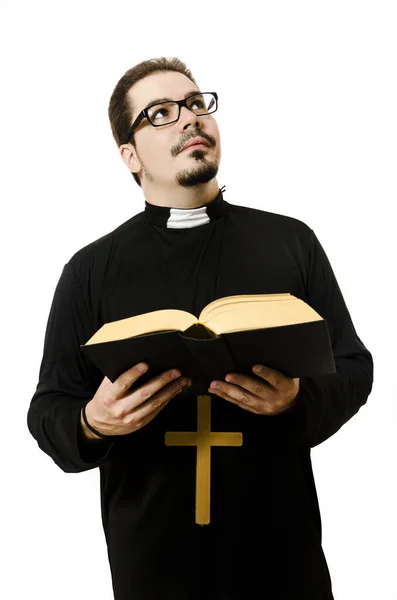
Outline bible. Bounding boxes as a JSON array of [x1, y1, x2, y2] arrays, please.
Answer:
[[80, 293, 335, 386]]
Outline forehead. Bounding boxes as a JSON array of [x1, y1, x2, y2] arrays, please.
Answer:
[[127, 71, 199, 119]]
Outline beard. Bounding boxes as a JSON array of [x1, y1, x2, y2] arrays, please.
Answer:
[[175, 149, 219, 187]]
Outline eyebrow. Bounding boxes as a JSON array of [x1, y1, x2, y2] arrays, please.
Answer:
[[142, 90, 200, 112]]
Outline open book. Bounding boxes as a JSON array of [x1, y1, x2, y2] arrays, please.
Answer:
[[80, 293, 335, 386]]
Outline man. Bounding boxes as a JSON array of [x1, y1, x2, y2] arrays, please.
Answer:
[[27, 57, 373, 600]]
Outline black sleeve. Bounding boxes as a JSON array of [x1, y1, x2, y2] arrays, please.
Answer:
[[27, 262, 116, 473], [276, 228, 374, 448]]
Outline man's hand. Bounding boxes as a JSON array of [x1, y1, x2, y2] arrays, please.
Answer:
[[208, 364, 300, 416], [81, 363, 192, 439]]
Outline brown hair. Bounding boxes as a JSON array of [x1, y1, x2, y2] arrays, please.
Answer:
[[108, 57, 198, 187]]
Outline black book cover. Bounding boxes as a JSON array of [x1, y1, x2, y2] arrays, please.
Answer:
[[80, 319, 336, 389]]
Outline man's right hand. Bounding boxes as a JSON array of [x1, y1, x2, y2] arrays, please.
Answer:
[[80, 363, 192, 440]]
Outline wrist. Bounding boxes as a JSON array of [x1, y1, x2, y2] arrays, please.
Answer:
[[80, 403, 107, 441]]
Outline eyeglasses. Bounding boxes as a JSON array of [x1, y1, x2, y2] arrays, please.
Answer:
[[125, 92, 218, 142]]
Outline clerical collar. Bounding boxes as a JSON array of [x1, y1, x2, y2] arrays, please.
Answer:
[[144, 185, 226, 229]]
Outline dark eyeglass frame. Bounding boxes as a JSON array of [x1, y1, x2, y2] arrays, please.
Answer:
[[125, 91, 218, 143]]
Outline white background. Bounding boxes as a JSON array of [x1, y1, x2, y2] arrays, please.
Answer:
[[1, 1, 396, 598]]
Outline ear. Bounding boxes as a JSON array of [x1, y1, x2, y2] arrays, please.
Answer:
[[119, 143, 141, 175]]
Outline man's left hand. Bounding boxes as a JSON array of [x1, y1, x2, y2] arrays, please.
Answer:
[[208, 364, 300, 416]]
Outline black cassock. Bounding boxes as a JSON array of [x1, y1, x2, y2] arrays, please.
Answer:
[[27, 187, 373, 600]]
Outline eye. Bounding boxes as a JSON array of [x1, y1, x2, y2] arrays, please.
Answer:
[[152, 107, 170, 120], [190, 100, 204, 110]]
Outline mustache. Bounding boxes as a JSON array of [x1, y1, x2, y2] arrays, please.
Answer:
[[177, 132, 214, 154]]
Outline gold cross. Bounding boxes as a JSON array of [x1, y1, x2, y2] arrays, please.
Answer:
[[165, 394, 243, 525]]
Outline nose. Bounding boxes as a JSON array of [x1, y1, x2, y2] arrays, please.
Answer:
[[179, 105, 204, 129]]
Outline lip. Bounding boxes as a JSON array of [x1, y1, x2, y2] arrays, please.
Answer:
[[182, 143, 208, 151], [180, 138, 210, 153]]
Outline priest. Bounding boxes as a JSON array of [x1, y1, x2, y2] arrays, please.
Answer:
[[27, 58, 373, 600]]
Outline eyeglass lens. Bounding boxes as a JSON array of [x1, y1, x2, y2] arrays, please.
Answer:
[[147, 93, 216, 126]]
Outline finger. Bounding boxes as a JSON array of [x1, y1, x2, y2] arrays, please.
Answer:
[[126, 377, 189, 427], [123, 400, 167, 433], [115, 362, 151, 398], [209, 383, 260, 415], [127, 369, 186, 413], [138, 397, 171, 428], [117, 364, 181, 403], [224, 372, 273, 399], [252, 364, 286, 388]]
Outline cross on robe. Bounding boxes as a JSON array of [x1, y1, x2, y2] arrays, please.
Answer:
[[165, 394, 243, 525]]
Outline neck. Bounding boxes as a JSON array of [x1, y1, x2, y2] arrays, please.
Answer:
[[143, 184, 226, 229], [142, 179, 220, 209]]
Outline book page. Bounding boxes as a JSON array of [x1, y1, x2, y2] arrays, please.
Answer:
[[85, 309, 198, 344], [199, 293, 293, 322], [202, 297, 323, 335]]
